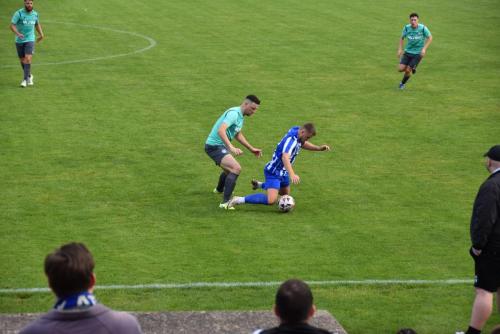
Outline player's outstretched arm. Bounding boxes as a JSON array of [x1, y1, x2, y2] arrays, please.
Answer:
[[302, 141, 330, 152], [235, 132, 262, 158], [282, 153, 299, 184]]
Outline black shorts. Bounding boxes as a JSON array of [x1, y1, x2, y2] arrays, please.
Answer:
[[205, 144, 229, 165], [16, 42, 35, 58], [470, 248, 500, 292], [400, 52, 422, 69]]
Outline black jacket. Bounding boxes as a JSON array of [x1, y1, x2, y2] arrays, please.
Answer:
[[257, 323, 332, 334], [470, 170, 500, 252]]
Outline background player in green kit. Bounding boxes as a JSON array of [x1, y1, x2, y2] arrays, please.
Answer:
[[10, 0, 44, 88], [205, 95, 262, 210], [397, 13, 432, 89]]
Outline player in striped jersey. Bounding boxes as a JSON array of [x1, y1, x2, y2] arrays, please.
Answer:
[[228, 123, 330, 208]]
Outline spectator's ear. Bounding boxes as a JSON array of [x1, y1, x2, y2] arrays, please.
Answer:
[[89, 273, 96, 292], [273, 305, 280, 319], [307, 304, 316, 320]]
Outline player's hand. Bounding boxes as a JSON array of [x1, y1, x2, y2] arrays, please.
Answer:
[[17, 33, 25, 40], [320, 145, 330, 151], [420, 49, 426, 57], [397, 49, 403, 58], [36, 35, 44, 43], [230, 146, 243, 156], [251, 148, 262, 158], [290, 174, 300, 184]]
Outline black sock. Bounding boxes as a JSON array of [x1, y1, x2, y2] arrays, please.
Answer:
[[223, 173, 239, 203], [20, 62, 24, 70], [216, 172, 227, 193], [23, 63, 31, 81], [401, 74, 410, 84], [466, 326, 481, 334]]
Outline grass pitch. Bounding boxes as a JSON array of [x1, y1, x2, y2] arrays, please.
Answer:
[[1, 0, 499, 333]]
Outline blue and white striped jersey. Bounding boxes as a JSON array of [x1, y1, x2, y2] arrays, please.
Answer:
[[264, 126, 302, 176]]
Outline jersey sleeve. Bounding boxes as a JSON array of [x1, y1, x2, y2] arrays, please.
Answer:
[[401, 26, 407, 39], [423, 26, 431, 37], [11, 11, 20, 24], [222, 109, 239, 127], [282, 136, 298, 155]]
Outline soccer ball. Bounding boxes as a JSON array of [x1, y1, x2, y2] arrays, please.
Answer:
[[278, 195, 295, 212]]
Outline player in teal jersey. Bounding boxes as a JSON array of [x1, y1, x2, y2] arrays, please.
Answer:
[[397, 13, 432, 89], [205, 95, 262, 210], [10, 0, 44, 88]]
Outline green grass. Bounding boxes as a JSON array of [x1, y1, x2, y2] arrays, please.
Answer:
[[1, 0, 500, 333]]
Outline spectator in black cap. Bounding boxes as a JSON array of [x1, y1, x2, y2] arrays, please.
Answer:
[[463, 145, 500, 334]]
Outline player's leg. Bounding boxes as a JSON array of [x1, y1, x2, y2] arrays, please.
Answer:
[[410, 54, 422, 75], [229, 173, 280, 206], [16, 43, 27, 87], [279, 186, 290, 196], [251, 179, 263, 190], [398, 53, 411, 89], [23, 42, 34, 85], [219, 154, 241, 204], [214, 171, 228, 194]]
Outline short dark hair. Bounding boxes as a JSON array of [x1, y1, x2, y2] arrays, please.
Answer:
[[245, 95, 261, 105], [44, 242, 95, 297], [302, 123, 316, 136], [275, 279, 313, 324], [396, 329, 417, 334], [409, 13, 419, 19]]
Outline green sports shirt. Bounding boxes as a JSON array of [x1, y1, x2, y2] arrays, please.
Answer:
[[11, 8, 39, 43], [206, 106, 244, 146], [401, 23, 431, 55]]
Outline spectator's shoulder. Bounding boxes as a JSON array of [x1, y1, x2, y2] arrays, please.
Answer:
[[99, 307, 142, 333], [18, 313, 53, 334]]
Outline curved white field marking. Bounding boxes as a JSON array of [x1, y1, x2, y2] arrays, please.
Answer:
[[0, 21, 156, 68], [0, 279, 471, 294]]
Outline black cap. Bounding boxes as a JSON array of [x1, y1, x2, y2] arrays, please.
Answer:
[[484, 145, 500, 161]]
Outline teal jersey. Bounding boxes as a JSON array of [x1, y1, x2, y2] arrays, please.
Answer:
[[11, 8, 39, 43], [401, 24, 431, 54], [206, 106, 244, 146]]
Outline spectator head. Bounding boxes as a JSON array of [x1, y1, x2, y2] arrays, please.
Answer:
[[44, 242, 96, 298], [274, 279, 316, 324], [484, 145, 500, 172], [396, 329, 417, 334]]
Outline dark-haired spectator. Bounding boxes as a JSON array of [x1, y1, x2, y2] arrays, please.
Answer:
[[252, 279, 332, 334], [19, 242, 142, 334]]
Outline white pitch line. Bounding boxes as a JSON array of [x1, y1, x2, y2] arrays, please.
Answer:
[[0, 21, 157, 68], [0, 279, 472, 294]]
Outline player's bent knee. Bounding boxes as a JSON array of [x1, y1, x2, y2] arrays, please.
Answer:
[[267, 195, 278, 205], [232, 165, 241, 175]]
